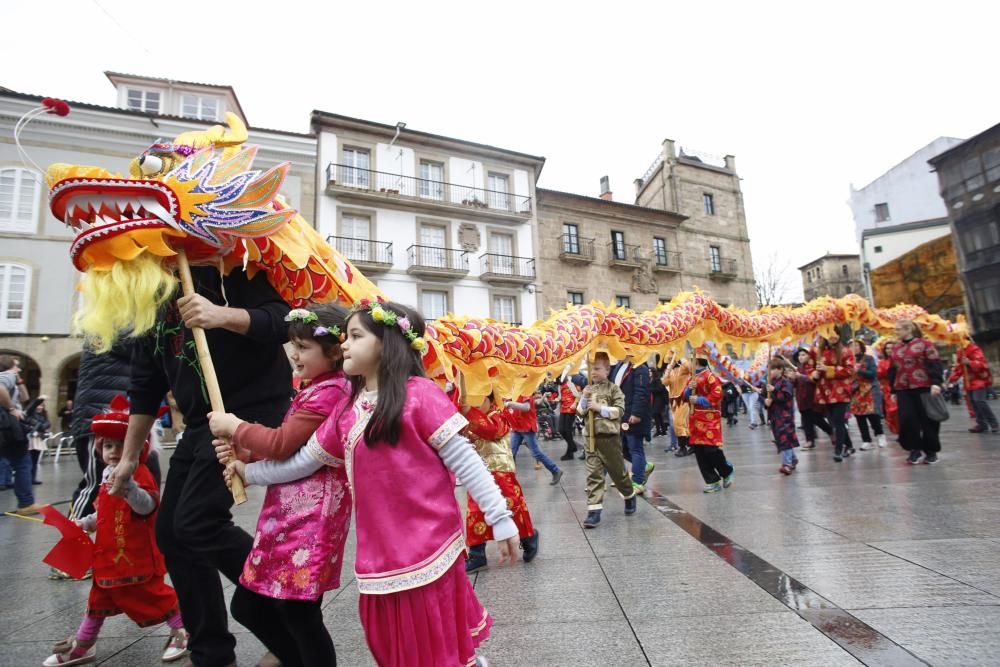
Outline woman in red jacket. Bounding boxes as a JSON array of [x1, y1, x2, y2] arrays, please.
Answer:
[[948, 338, 998, 434], [890, 320, 945, 464], [876, 339, 899, 435], [811, 331, 856, 462]]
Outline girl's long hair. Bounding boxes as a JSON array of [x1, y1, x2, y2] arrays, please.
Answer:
[[347, 302, 426, 446]]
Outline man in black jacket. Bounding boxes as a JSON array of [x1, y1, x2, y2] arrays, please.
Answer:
[[612, 356, 654, 492], [108, 268, 295, 667]]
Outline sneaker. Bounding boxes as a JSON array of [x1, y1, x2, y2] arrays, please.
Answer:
[[49, 567, 73, 581], [550, 470, 563, 486], [833, 453, 843, 462], [466, 545, 488, 573], [922, 454, 939, 464], [703, 482, 722, 493], [559, 452, 575, 461], [582, 509, 602, 528], [802, 441, 816, 450], [624, 495, 637, 515], [859, 442, 873, 451], [631, 481, 646, 495], [845, 447, 855, 457], [534, 460, 543, 470], [723, 468, 735, 488], [969, 425, 987, 433], [475, 656, 490, 667], [906, 450, 922, 465], [43, 639, 96, 666], [162, 629, 189, 662], [876, 434, 887, 448], [779, 464, 792, 475], [14, 503, 43, 516], [520, 530, 540, 563], [644, 462, 655, 479]]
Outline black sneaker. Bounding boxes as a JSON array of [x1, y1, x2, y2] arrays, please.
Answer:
[[624, 496, 637, 515], [582, 509, 602, 528], [906, 450, 922, 465], [922, 454, 939, 464], [559, 453, 575, 461], [465, 546, 488, 573], [520, 530, 540, 563], [550, 470, 564, 486]]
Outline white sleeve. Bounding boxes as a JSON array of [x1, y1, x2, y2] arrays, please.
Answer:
[[438, 434, 517, 541], [244, 446, 324, 486]]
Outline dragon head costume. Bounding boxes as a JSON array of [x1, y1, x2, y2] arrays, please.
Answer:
[[39, 105, 966, 403]]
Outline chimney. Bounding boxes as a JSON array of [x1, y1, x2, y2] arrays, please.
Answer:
[[724, 154, 736, 172], [599, 176, 613, 201], [662, 138, 677, 161], [633, 178, 644, 195]]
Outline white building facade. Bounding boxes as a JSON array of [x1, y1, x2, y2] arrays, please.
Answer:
[[0, 76, 315, 403], [860, 218, 951, 272], [312, 112, 544, 325]]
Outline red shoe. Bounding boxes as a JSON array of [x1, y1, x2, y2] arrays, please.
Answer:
[[779, 464, 792, 475]]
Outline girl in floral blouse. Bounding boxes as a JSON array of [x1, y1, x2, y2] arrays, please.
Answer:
[[811, 331, 856, 462]]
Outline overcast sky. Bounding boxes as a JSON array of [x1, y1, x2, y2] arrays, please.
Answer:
[[6, 1, 998, 301]]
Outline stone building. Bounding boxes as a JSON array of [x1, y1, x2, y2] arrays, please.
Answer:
[[632, 139, 757, 308], [0, 74, 315, 404], [798, 253, 864, 302], [928, 121, 1000, 367]]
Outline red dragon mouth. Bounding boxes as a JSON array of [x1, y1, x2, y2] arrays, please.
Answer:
[[50, 178, 182, 270]]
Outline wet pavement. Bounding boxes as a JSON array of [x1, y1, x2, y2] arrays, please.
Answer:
[[3, 402, 1000, 666]]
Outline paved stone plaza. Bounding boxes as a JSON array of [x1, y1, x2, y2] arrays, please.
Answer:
[[3, 403, 1000, 666]]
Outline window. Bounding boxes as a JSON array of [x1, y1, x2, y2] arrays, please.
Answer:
[[419, 160, 445, 200], [492, 295, 517, 324], [709, 245, 722, 272], [488, 233, 515, 275], [421, 290, 449, 321], [874, 245, 883, 253], [653, 237, 668, 265], [487, 173, 509, 210], [181, 95, 219, 121], [340, 214, 371, 261], [874, 202, 890, 222], [562, 223, 580, 254], [984, 147, 1000, 183], [611, 231, 626, 260], [340, 147, 371, 188], [417, 224, 448, 268], [125, 88, 160, 113], [962, 156, 985, 192], [615, 295, 631, 309], [703, 193, 715, 215], [0, 168, 41, 233], [842, 264, 848, 276], [971, 274, 1000, 315], [568, 291, 584, 306], [0, 263, 30, 332]]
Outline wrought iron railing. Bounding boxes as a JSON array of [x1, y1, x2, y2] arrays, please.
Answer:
[[560, 234, 594, 260], [654, 249, 682, 269], [407, 245, 469, 272], [326, 236, 393, 265], [327, 163, 531, 215], [608, 241, 642, 263], [479, 254, 535, 279], [710, 257, 738, 275]]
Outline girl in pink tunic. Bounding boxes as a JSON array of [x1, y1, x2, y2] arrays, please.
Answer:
[[209, 304, 351, 667], [264, 300, 518, 666]]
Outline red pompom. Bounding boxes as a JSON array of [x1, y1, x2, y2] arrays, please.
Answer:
[[41, 97, 70, 117]]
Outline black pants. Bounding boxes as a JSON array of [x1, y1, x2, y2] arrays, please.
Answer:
[[825, 403, 850, 454], [156, 425, 290, 666], [231, 587, 336, 667], [558, 413, 578, 454], [896, 389, 941, 454], [652, 395, 668, 434], [71, 434, 104, 518], [29, 449, 41, 482], [801, 409, 831, 444], [855, 414, 884, 442], [692, 446, 733, 484]]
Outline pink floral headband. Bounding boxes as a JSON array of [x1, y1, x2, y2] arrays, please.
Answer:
[[353, 298, 428, 354]]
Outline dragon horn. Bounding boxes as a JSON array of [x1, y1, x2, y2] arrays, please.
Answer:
[[172, 112, 248, 153]]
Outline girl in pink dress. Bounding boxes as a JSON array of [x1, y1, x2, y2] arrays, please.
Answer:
[[208, 304, 351, 667]]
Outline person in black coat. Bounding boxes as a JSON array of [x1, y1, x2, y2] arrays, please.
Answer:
[[612, 357, 653, 491], [650, 366, 669, 436], [68, 342, 132, 520]]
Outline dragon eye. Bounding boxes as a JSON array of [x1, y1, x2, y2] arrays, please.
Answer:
[[138, 154, 163, 176]]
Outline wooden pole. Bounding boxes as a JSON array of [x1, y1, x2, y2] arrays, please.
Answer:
[[175, 249, 248, 505]]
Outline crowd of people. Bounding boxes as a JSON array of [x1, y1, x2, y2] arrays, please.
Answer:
[[2, 281, 998, 667]]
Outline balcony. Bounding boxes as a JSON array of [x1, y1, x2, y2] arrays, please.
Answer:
[[479, 254, 535, 286], [326, 163, 531, 221], [608, 242, 643, 269], [406, 245, 469, 278], [652, 250, 682, 273], [709, 257, 738, 280], [559, 234, 595, 263], [326, 236, 393, 272]]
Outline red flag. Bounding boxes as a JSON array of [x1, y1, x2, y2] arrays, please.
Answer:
[[38, 505, 94, 580]]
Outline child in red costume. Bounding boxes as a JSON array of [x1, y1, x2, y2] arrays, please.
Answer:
[[462, 396, 539, 573], [43, 395, 188, 667]]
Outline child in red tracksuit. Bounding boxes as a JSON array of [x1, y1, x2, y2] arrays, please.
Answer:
[[43, 396, 188, 666]]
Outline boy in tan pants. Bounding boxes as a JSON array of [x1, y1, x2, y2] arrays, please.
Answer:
[[578, 352, 638, 528]]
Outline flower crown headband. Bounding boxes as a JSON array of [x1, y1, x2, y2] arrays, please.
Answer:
[[284, 309, 344, 341], [353, 298, 428, 354]]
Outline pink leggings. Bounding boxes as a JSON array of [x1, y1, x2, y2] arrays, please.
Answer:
[[76, 611, 183, 643]]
